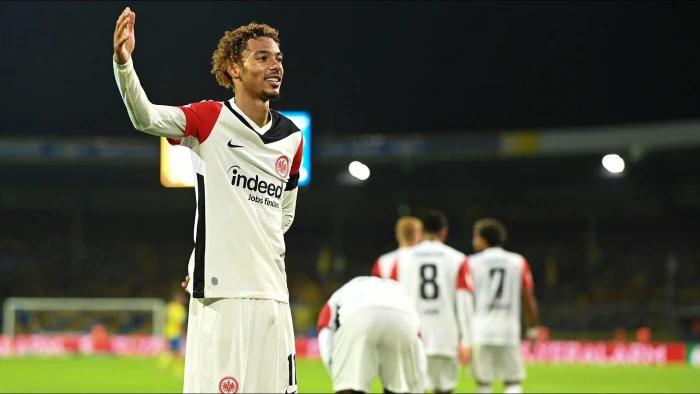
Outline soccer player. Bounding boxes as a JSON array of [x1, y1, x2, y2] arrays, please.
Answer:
[[113, 8, 303, 393], [465, 218, 540, 394], [389, 210, 473, 393], [159, 290, 187, 374], [371, 216, 423, 278], [316, 276, 426, 393]]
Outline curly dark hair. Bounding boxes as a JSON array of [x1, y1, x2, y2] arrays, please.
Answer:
[[473, 218, 508, 247], [211, 22, 280, 89]]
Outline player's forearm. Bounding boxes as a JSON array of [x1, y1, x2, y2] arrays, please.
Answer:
[[281, 188, 298, 234], [456, 290, 474, 346], [317, 328, 333, 371], [523, 290, 540, 328], [112, 56, 185, 138]]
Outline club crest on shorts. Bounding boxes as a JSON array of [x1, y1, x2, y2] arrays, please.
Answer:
[[275, 155, 290, 178], [219, 376, 239, 394]]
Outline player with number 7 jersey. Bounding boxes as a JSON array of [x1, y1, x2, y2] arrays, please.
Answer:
[[385, 210, 474, 393], [465, 218, 540, 394]]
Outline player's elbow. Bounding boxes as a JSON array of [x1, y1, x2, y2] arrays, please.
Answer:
[[135, 123, 156, 134], [133, 119, 165, 136], [128, 114, 151, 133], [281, 215, 294, 233], [131, 114, 157, 131], [129, 108, 163, 134]]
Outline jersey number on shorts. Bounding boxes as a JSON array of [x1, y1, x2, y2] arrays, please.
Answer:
[[488, 267, 507, 310], [419, 263, 440, 300]]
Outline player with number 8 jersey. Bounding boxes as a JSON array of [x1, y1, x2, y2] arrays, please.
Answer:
[[383, 210, 474, 393]]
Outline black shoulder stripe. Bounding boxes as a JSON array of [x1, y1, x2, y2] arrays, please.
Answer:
[[285, 173, 299, 191], [224, 100, 256, 132], [224, 103, 301, 144], [266, 110, 300, 144]]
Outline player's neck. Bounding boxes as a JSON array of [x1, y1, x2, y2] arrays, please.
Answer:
[[233, 94, 270, 128], [423, 234, 441, 242]]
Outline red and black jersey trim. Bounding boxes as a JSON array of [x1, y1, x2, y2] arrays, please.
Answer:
[[223, 101, 300, 144], [192, 173, 206, 298], [285, 173, 299, 191]]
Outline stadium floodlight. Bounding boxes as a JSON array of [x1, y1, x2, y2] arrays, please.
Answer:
[[602, 153, 625, 174], [348, 161, 370, 181]]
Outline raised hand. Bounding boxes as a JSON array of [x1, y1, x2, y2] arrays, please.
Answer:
[[113, 7, 136, 64]]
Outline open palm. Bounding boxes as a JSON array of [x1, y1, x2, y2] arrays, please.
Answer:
[[113, 7, 136, 64]]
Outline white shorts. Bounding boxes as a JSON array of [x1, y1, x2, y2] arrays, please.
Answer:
[[183, 297, 297, 394], [471, 344, 525, 384], [426, 355, 459, 392], [330, 307, 426, 393]]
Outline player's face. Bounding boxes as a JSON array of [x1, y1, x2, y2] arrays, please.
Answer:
[[235, 37, 284, 101]]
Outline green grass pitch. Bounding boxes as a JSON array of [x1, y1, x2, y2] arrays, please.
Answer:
[[0, 356, 698, 392]]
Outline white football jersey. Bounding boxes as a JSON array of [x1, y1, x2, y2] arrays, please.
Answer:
[[173, 99, 303, 302], [371, 248, 402, 278], [392, 240, 471, 357], [317, 276, 420, 333], [467, 247, 534, 345]]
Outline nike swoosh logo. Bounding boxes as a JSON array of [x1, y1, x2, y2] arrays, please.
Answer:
[[227, 141, 244, 148]]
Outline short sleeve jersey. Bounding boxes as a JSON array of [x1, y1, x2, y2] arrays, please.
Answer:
[[173, 99, 304, 302], [391, 240, 471, 357], [467, 247, 534, 345], [370, 248, 401, 278]]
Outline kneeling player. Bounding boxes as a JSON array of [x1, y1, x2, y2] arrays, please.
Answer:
[[317, 276, 427, 393]]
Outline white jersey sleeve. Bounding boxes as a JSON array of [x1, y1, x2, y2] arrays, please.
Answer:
[[281, 187, 298, 234], [393, 240, 471, 357], [468, 247, 534, 345], [370, 248, 400, 278], [112, 56, 186, 138]]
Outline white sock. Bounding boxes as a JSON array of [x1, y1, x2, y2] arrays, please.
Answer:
[[504, 383, 522, 393], [477, 383, 491, 394]]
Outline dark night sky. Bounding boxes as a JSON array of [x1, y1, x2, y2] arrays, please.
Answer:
[[1, 1, 699, 137]]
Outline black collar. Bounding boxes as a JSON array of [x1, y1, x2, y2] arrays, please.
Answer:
[[224, 101, 300, 144]]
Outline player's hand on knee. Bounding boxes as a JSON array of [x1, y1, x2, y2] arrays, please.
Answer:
[[113, 7, 136, 64], [458, 344, 471, 365]]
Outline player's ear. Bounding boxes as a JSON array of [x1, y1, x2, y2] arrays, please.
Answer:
[[227, 61, 241, 81]]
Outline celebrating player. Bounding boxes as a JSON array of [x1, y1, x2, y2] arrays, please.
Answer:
[[113, 8, 303, 393], [465, 218, 540, 394], [371, 216, 423, 278], [316, 276, 427, 393], [389, 210, 473, 393]]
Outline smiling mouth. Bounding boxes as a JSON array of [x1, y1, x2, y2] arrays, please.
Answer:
[[265, 76, 282, 87]]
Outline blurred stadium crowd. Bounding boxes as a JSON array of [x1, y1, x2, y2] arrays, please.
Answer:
[[2, 148, 700, 342]]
